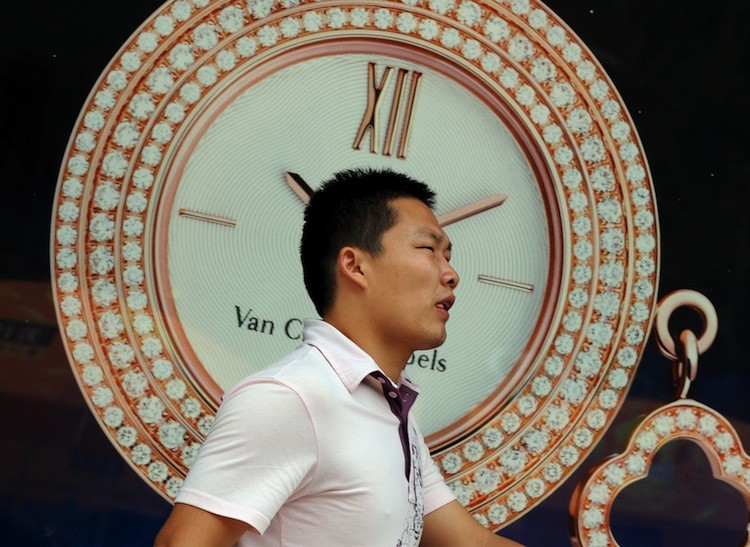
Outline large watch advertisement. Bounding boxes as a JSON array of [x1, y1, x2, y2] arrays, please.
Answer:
[[50, 0, 658, 526], [2, 0, 749, 545]]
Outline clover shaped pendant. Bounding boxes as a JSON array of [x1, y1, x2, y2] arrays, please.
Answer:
[[570, 291, 750, 546], [569, 398, 750, 547]]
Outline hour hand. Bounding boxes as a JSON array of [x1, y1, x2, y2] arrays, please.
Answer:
[[286, 172, 506, 226], [286, 171, 313, 204], [437, 193, 508, 227]]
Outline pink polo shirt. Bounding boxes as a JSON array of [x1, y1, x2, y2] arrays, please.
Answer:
[[176, 319, 455, 546]]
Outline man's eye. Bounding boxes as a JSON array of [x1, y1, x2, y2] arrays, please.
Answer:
[[418, 246, 435, 251]]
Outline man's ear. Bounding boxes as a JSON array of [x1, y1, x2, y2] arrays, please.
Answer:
[[336, 246, 368, 290]]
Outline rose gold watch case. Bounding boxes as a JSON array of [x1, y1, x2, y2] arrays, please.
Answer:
[[50, 0, 659, 528]]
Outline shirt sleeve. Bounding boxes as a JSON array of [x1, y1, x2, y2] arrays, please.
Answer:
[[175, 379, 318, 535]]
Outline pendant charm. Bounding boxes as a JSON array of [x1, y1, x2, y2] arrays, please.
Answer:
[[570, 290, 750, 546]]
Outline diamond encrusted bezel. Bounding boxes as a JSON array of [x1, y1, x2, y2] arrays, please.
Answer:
[[51, 0, 658, 523]]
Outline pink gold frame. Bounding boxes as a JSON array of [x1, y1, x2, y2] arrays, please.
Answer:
[[50, 0, 659, 528]]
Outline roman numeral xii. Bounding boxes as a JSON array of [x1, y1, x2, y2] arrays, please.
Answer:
[[352, 62, 422, 160]]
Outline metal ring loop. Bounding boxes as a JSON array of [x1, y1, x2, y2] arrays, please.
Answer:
[[673, 329, 699, 399], [654, 290, 718, 361]]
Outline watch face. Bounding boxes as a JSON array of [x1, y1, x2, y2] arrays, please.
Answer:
[[157, 42, 561, 444], [51, 0, 659, 528]]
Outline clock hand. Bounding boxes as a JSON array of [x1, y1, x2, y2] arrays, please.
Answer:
[[286, 171, 313, 204], [437, 193, 508, 227], [287, 171, 506, 227]]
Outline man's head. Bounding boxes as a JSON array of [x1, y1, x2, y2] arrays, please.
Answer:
[[300, 168, 436, 316]]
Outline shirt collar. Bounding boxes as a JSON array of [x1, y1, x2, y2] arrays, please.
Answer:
[[302, 319, 420, 395]]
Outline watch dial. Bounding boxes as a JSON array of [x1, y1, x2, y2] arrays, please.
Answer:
[[160, 48, 558, 439], [51, 0, 659, 527]]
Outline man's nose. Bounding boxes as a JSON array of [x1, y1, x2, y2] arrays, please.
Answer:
[[444, 264, 459, 289]]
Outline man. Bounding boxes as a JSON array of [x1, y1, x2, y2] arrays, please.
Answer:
[[155, 168, 522, 546]]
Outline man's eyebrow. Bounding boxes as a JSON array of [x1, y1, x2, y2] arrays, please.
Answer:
[[416, 229, 452, 251]]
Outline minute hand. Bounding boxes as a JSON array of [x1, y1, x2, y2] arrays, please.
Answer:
[[437, 193, 508, 227]]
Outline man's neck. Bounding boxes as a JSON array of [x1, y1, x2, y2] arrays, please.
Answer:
[[323, 315, 410, 383]]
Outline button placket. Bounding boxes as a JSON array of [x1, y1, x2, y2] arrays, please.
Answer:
[[370, 371, 415, 480]]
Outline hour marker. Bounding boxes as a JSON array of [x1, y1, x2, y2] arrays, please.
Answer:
[[178, 209, 236, 228], [353, 62, 421, 159], [396, 71, 421, 160], [478, 275, 534, 293]]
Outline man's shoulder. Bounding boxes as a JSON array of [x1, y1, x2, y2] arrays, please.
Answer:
[[223, 343, 336, 401]]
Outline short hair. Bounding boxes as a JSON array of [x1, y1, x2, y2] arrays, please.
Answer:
[[300, 168, 436, 316]]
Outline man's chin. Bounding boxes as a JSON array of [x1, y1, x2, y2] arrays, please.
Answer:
[[414, 333, 447, 351]]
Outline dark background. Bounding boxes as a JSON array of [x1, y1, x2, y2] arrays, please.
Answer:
[[1, 1, 748, 545]]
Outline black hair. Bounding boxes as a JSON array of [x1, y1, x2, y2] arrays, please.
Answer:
[[300, 168, 436, 316]]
